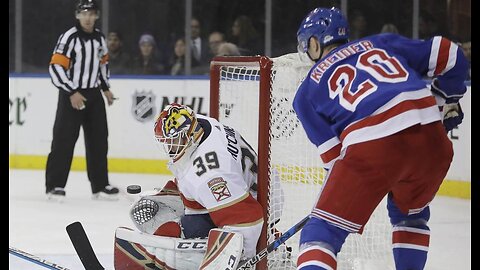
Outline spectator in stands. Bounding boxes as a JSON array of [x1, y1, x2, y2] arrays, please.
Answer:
[[106, 31, 131, 75], [190, 18, 210, 71], [131, 34, 166, 75], [167, 37, 200, 76], [349, 10, 368, 40], [380, 23, 399, 34], [216, 42, 241, 57], [168, 38, 185, 76], [208, 31, 226, 58], [229, 15, 262, 55]]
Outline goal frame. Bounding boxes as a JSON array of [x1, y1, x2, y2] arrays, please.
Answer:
[[210, 56, 274, 270], [209, 54, 396, 270]]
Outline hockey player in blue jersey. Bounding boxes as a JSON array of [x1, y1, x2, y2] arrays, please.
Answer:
[[293, 7, 468, 270]]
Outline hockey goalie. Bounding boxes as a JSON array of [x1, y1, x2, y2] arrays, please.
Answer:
[[114, 103, 285, 270]]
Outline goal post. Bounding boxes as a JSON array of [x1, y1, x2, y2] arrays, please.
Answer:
[[209, 54, 394, 270], [210, 56, 274, 270]]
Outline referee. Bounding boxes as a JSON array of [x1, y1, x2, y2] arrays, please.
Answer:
[[46, 0, 118, 201]]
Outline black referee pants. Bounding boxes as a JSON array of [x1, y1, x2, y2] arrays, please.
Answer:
[[45, 88, 109, 194]]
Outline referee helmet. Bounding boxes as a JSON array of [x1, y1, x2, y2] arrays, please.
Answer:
[[76, 0, 99, 15]]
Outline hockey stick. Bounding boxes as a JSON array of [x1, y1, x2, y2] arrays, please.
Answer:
[[236, 215, 310, 270], [66, 221, 105, 270], [9, 246, 70, 270]]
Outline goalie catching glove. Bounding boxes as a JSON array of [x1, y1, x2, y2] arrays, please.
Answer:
[[430, 79, 464, 132], [129, 180, 184, 237]]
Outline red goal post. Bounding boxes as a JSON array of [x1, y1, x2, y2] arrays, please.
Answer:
[[210, 56, 274, 270], [209, 54, 394, 270]]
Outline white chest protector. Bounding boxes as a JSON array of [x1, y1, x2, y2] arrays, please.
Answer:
[[168, 115, 259, 214]]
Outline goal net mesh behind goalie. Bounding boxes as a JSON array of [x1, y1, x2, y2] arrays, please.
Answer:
[[210, 54, 394, 270]]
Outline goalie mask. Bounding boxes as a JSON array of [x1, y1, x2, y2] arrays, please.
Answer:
[[154, 103, 204, 162]]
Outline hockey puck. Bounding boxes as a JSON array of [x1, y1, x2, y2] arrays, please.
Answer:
[[126, 185, 141, 194]]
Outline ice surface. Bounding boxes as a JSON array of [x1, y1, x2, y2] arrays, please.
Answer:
[[9, 169, 471, 269]]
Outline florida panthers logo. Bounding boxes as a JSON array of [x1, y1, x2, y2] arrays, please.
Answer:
[[207, 177, 231, 202]]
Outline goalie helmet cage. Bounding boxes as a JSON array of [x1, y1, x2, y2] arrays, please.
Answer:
[[210, 54, 395, 270]]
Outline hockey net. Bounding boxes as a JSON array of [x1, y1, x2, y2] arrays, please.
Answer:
[[209, 54, 394, 270]]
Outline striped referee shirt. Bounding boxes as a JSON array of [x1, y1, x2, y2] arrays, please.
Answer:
[[49, 24, 110, 94]]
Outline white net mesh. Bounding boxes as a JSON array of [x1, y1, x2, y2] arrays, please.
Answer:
[[213, 54, 394, 270]]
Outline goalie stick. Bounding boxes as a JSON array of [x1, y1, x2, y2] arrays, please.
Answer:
[[9, 246, 70, 270], [237, 215, 310, 270], [66, 221, 105, 270]]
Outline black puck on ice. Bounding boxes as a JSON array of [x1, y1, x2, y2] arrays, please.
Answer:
[[126, 185, 141, 194]]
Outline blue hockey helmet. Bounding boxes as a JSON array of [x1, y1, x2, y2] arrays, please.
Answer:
[[297, 7, 349, 53]]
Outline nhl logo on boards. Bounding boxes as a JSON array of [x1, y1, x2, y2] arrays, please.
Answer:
[[220, 103, 235, 118], [132, 90, 156, 122]]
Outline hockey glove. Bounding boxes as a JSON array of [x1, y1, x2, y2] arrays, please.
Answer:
[[442, 102, 464, 132], [129, 181, 184, 236], [430, 79, 464, 132]]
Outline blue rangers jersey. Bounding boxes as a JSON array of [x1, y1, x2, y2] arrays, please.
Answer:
[[293, 33, 468, 168]]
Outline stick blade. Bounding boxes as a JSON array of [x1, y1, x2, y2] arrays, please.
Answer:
[[66, 221, 104, 270]]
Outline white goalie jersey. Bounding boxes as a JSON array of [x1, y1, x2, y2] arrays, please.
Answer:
[[168, 114, 264, 259], [117, 105, 286, 270]]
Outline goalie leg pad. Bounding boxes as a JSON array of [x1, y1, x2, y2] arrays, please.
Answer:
[[114, 227, 207, 270], [199, 229, 243, 270], [154, 221, 182, 237]]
